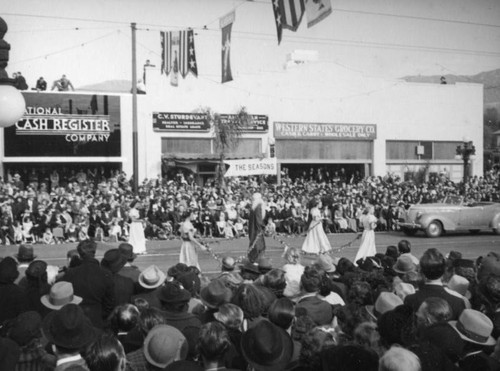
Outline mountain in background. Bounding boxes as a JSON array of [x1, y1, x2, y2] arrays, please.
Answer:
[[404, 68, 500, 154]]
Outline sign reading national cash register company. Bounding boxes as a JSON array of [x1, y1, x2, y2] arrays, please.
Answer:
[[274, 122, 377, 140], [5, 93, 121, 157], [153, 112, 210, 131]]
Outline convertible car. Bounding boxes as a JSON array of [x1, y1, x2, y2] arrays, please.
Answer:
[[398, 196, 500, 237]]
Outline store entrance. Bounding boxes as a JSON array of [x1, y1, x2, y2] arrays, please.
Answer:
[[281, 163, 367, 183]]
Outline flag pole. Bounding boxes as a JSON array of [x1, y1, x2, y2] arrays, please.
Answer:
[[131, 22, 139, 193]]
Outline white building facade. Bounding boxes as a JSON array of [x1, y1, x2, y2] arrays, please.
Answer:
[[0, 63, 483, 184]]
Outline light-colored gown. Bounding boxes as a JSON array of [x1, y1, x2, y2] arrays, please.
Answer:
[[354, 213, 378, 263], [301, 207, 332, 254], [179, 220, 200, 270], [128, 208, 146, 254]]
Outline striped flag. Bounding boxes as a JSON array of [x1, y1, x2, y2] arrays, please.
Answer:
[[272, 0, 305, 44], [161, 30, 198, 79], [161, 31, 173, 75]]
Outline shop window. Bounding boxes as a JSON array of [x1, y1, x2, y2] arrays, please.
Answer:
[[162, 138, 211, 154], [226, 139, 261, 157], [386, 141, 419, 160], [434, 141, 463, 160], [277, 140, 371, 160]]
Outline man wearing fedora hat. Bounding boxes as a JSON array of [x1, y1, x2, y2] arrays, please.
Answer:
[[0, 256, 28, 323], [449, 309, 500, 371], [42, 303, 97, 370], [132, 265, 166, 310], [117, 242, 141, 284], [101, 248, 135, 305], [241, 320, 294, 371], [58, 240, 115, 328], [14, 244, 37, 284], [159, 281, 201, 332]]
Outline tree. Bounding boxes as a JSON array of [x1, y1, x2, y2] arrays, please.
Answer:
[[198, 106, 251, 188]]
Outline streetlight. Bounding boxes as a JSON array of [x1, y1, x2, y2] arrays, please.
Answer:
[[0, 17, 26, 127], [455, 140, 476, 193]]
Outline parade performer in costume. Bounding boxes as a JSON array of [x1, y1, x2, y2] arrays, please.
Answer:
[[248, 193, 266, 262], [128, 201, 146, 255], [179, 210, 207, 270], [354, 205, 378, 263], [301, 201, 332, 255]]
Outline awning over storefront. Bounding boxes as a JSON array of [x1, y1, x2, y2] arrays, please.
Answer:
[[162, 153, 259, 166]]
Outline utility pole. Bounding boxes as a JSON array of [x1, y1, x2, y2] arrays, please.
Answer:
[[131, 22, 139, 193]]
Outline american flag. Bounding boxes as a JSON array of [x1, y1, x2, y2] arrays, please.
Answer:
[[161, 30, 198, 78], [273, 0, 305, 44]]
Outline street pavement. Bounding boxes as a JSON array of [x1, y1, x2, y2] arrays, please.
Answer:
[[1, 230, 500, 276]]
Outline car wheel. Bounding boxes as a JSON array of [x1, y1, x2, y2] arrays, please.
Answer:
[[402, 228, 417, 236], [425, 220, 442, 238]]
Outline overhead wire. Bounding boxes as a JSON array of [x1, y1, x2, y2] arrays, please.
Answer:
[[11, 30, 122, 64]]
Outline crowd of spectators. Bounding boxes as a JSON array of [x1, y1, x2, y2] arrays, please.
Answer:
[[13, 73, 74, 92], [1, 165, 500, 246], [2, 233, 500, 370]]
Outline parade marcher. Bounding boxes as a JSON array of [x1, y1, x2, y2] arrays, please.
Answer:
[[179, 210, 207, 270], [128, 200, 146, 255], [248, 192, 266, 263], [301, 200, 332, 256], [354, 205, 378, 264]]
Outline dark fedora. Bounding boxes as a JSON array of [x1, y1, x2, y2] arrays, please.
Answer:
[[9, 311, 42, 346], [42, 303, 97, 350], [176, 271, 201, 296], [118, 242, 137, 262], [241, 320, 293, 371], [393, 255, 417, 274], [26, 260, 48, 280], [15, 244, 36, 263], [200, 279, 232, 309], [240, 260, 260, 275], [158, 281, 191, 304], [101, 249, 127, 274], [0, 256, 19, 284], [257, 257, 273, 274]]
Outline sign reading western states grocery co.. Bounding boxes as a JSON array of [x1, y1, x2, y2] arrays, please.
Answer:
[[274, 122, 377, 140]]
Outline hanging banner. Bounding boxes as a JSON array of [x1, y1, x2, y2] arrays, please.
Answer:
[[224, 157, 278, 177], [305, 0, 332, 28], [220, 11, 235, 83], [161, 30, 197, 80], [272, 0, 306, 44]]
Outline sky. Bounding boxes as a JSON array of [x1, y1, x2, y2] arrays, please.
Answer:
[[2, 0, 500, 88]]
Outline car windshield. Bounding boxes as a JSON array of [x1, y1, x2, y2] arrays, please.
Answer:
[[443, 195, 463, 205]]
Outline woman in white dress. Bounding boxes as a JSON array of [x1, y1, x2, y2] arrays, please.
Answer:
[[179, 211, 207, 270], [354, 205, 378, 264], [301, 202, 332, 255], [128, 201, 146, 255]]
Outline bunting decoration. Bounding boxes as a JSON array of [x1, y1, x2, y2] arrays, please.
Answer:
[[220, 11, 235, 84], [305, 0, 332, 28], [160, 29, 198, 85], [272, 0, 306, 44]]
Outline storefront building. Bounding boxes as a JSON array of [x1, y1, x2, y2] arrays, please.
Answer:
[[0, 91, 131, 182], [1, 63, 483, 185]]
